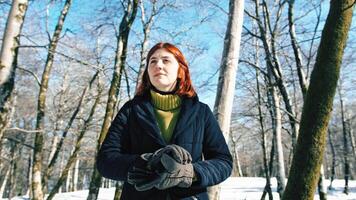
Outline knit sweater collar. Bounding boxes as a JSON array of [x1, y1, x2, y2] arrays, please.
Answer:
[[150, 89, 181, 111]]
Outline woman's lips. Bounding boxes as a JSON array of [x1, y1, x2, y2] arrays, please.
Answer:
[[154, 73, 166, 77]]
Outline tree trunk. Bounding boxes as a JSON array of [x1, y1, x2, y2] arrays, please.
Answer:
[[0, 0, 28, 165], [327, 129, 336, 190], [0, 0, 28, 85], [256, 70, 273, 200], [288, 0, 329, 195], [26, 151, 32, 197], [5, 142, 17, 199], [287, 0, 308, 99], [31, 1, 72, 199], [73, 159, 79, 191], [231, 136, 243, 176], [8, 137, 23, 199], [87, 2, 138, 200], [318, 165, 327, 200], [262, 125, 276, 200], [66, 167, 72, 192], [282, 0, 354, 199], [347, 117, 356, 158], [211, 0, 244, 198], [269, 84, 286, 198], [0, 167, 10, 198], [338, 86, 350, 194], [213, 0, 244, 142]]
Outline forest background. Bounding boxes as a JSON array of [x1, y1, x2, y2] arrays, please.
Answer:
[[0, 0, 355, 200]]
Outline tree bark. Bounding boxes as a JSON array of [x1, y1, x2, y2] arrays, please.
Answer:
[[211, 0, 244, 199], [0, 0, 28, 164], [282, 0, 354, 199], [268, 82, 286, 198], [87, 1, 138, 200], [213, 0, 244, 142], [0, 0, 28, 85]]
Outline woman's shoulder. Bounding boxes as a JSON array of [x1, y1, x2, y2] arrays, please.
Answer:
[[184, 95, 213, 115]]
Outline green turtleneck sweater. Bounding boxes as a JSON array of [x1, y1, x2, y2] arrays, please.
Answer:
[[150, 90, 181, 143]]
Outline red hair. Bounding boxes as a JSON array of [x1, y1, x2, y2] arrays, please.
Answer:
[[136, 42, 196, 98]]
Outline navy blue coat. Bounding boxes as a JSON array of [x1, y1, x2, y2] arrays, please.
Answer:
[[97, 93, 233, 200]]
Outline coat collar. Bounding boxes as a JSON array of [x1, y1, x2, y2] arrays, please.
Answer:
[[132, 93, 199, 146]]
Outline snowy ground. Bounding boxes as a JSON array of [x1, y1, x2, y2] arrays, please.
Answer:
[[7, 177, 356, 200], [219, 177, 356, 200]]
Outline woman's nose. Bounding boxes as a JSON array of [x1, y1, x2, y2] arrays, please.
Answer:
[[155, 60, 163, 69]]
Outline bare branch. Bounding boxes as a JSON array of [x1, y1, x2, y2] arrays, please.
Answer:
[[6, 127, 44, 133], [17, 67, 41, 87], [206, 0, 228, 15]]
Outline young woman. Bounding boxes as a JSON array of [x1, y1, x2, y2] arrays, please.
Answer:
[[97, 42, 232, 200]]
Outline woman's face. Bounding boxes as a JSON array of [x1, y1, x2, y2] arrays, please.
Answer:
[[148, 48, 179, 92]]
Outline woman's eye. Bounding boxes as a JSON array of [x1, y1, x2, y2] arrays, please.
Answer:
[[163, 59, 170, 63], [150, 60, 157, 64]]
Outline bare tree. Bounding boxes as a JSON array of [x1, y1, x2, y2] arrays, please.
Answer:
[[87, 1, 139, 199], [32, 1, 72, 199], [282, 0, 354, 199], [211, 0, 244, 199], [327, 128, 336, 190], [135, 0, 158, 92], [47, 72, 102, 200], [256, 69, 273, 200], [248, 0, 300, 152], [41, 71, 97, 193], [337, 84, 351, 194]]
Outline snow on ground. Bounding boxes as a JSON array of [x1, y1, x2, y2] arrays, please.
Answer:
[[219, 177, 356, 200], [7, 177, 356, 200]]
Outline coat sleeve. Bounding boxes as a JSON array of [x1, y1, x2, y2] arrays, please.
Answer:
[[96, 101, 139, 181], [191, 104, 233, 188]]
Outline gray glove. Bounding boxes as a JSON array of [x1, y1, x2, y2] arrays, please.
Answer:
[[127, 145, 193, 191], [127, 165, 165, 191], [155, 153, 194, 190], [147, 144, 192, 171]]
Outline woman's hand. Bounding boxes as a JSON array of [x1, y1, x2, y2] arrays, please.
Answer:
[[127, 145, 194, 191], [155, 153, 194, 189]]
